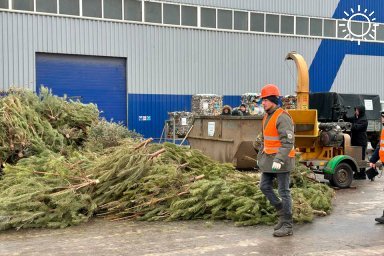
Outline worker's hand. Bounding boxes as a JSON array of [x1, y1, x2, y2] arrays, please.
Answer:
[[369, 162, 376, 168], [272, 162, 282, 171]]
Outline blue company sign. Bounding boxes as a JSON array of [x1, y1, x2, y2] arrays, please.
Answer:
[[310, 0, 384, 92], [139, 116, 151, 121]]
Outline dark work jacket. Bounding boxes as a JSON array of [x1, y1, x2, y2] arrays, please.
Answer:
[[344, 105, 368, 147]]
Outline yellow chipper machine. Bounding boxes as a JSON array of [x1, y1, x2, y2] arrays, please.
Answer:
[[286, 52, 367, 188]]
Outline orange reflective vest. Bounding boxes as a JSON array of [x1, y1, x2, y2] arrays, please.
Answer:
[[262, 108, 295, 157], [379, 129, 384, 162]]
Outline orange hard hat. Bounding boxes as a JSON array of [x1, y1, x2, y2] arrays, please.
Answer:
[[260, 84, 280, 98]]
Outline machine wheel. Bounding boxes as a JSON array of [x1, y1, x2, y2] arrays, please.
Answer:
[[331, 162, 353, 188]]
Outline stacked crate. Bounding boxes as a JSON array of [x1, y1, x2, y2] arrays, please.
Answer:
[[191, 94, 222, 116], [167, 111, 194, 138], [241, 93, 264, 116], [282, 95, 297, 110]]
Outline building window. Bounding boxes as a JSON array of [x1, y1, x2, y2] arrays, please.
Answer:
[[266, 14, 279, 33], [296, 17, 309, 35], [323, 19, 336, 37], [104, 0, 122, 20], [13, 0, 33, 11], [36, 0, 57, 13], [59, 0, 79, 16], [181, 5, 197, 26], [351, 21, 362, 36], [377, 24, 384, 41], [145, 1, 161, 23], [234, 11, 247, 31], [163, 3, 180, 25], [83, 0, 102, 18], [0, 0, 9, 9], [363, 22, 376, 41], [217, 9, 232, 30], [281, 15, 294, 34], [363, 22, 369, 39], [310, 18, 322, 36], [250, 12, 264, 32], [337, 20, 348, 39], [124, 0, 141, 21], [201, 7, 216, 28]]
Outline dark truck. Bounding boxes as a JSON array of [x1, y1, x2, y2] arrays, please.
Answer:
[[309, 92, 382, 148]]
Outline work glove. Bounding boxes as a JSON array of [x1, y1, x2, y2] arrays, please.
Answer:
[[369, 162, 376, 168], [272, 162, 281, 171]]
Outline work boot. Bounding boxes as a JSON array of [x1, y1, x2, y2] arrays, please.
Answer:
[[274, 203, 283, 230], [375, 210, 384, 224], [273, 214, 293, 237]]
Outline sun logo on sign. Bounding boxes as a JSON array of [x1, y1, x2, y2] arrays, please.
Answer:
[[339, 5, 379, 45]]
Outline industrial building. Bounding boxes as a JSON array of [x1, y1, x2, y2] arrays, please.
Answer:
[[1, 0, 384, 138]]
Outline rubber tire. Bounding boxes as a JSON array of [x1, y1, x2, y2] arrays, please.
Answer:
[[331, 162, 353, 189]]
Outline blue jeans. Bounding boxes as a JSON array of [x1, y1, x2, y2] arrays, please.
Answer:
[[259, 172, 292, 216]]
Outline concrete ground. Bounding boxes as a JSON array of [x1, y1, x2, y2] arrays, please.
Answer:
[[1, 176, 384, 256]]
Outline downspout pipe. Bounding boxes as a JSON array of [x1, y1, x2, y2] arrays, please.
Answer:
[[285, 52, 309, 110]]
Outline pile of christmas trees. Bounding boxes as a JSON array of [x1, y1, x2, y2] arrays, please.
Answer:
[[0, 87, 99, 164], [0, 87, 334, 231], [0, 87, 132, 230], [90, 142, 333, 226], [0, 151, 97, 230]]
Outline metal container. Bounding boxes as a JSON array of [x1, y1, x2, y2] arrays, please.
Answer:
[[187, 115, 263, 169]]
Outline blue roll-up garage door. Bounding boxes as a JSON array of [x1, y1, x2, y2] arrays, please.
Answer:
[[36, 53, 127, 124]]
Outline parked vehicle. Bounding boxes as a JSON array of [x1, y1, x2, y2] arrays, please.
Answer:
[[309, 92, 381, 148]]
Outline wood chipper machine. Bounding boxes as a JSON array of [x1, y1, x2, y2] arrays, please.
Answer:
[[286, 52, 367, 188]]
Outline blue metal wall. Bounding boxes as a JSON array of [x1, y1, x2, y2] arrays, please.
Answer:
[[36, 53, 127, 124]]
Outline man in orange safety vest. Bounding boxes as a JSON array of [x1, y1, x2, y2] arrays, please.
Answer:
[[257, 84, 295, 237]]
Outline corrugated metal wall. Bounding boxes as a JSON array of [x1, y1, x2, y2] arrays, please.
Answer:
[[332, 54, 384, 93], [126, 26, 323, 96], [2, 10, 384, 97]]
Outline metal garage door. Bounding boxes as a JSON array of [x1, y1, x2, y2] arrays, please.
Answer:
[[36, 53, 127, 124]]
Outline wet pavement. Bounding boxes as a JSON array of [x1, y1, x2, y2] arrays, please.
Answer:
[[1, 176, 384, 256]]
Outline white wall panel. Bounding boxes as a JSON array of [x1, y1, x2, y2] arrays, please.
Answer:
[[331, 55, 384, 96]]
